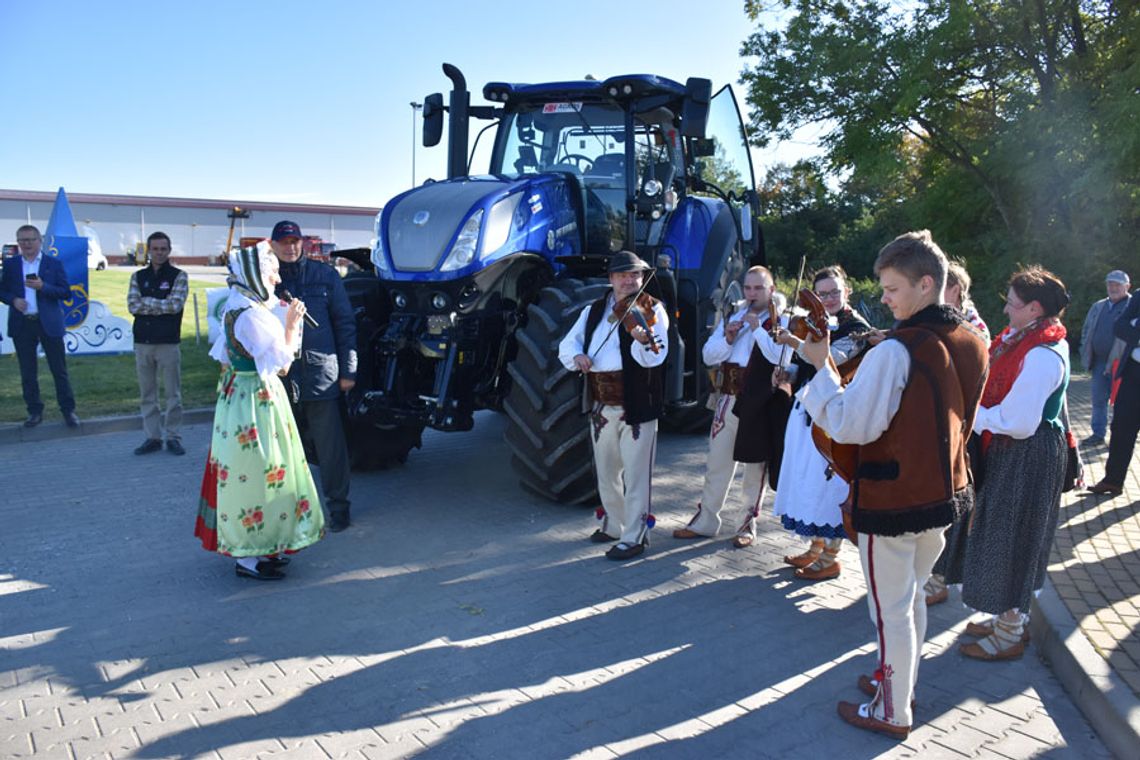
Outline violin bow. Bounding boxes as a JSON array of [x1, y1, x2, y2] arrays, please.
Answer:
[[776, 255, 807, 368]]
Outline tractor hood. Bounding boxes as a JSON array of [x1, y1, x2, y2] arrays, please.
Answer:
[[374, 175, 582, 281]]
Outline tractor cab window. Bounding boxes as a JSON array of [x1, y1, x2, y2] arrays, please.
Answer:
[[495, 102, 680, 252], [691, 86, 753, 198]]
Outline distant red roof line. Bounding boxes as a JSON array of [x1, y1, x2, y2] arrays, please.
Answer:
[[0, 188, 381, 216]]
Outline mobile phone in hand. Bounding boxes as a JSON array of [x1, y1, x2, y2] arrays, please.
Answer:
[[25, 273, 39, 281]]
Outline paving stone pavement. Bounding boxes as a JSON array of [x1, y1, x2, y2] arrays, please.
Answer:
[[1052, 377, 1140, 698], [0, 406, 1113, 758]]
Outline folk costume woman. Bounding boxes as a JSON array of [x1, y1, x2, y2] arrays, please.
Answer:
[[773, 266, 870, 580], [194, 246, 325, 580], [956, 267, 1070, 659]]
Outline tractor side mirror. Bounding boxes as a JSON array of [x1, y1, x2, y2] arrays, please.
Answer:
[[681, 78, 711, 138], [423, 93, 444, 147]]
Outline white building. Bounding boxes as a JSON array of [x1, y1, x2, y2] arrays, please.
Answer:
[[1, 188, 380, 264]]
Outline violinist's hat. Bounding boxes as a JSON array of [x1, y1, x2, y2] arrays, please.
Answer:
[[608, 250, 652, 273]]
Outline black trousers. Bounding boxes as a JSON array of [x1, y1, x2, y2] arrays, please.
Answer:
[[296, 397, 351, 515], [1104, 357, 1140, 485], [12, 321, 75, 416]]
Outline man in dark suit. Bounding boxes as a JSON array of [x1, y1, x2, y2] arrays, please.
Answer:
[[1088, 286, 1140, 496], [1, 225, 79, 427]]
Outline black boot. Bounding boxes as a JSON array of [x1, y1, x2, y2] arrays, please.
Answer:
[[328, 508, 351, 533]]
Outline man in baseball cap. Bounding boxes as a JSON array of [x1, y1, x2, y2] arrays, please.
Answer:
[[1079, 269, 1131, 445], [269, 219, 359, 532]]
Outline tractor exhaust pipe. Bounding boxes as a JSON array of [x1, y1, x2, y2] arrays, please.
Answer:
[[442, 63, 470, 179]]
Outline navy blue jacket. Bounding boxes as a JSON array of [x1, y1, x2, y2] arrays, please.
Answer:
[[1113, 288, 1140, 380], [1, 254, 71, 338], [276, 256, 358, 401]]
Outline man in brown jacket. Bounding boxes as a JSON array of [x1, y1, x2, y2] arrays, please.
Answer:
[[797, 231, 988, 740]]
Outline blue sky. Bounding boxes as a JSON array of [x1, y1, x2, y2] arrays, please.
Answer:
[[1, 1, 817, 208]]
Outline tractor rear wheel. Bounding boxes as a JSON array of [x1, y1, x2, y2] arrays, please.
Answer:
[[503, 278, 609, 504]]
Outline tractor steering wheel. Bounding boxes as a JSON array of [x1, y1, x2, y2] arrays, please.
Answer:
[[558, 154, 594, 172]]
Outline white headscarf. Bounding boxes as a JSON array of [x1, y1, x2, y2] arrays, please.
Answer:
[[225, 241, 277, 309]]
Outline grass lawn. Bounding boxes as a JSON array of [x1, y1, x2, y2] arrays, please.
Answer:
[[1, 269, 227, 423]]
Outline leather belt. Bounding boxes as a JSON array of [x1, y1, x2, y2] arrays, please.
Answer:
[[587, 370, 624, 406], [720, 363, 746, 395], [24, 313, 39, 321]]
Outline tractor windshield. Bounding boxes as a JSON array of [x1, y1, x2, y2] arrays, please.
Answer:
[[493, 102, 680, 252]]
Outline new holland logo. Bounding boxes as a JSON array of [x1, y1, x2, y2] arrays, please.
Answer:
[[413, 211, 431, 226]]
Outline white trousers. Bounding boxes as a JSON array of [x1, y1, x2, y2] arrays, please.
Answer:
[[858, 527, 946, 727], [687, 394, 766, 537], [591, 405, 658, 546]]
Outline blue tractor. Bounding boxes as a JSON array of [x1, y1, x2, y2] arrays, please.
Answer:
[[343, 64, 763, 503]]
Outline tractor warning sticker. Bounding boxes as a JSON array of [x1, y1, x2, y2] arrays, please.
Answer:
[[542, 102, 583, 114]]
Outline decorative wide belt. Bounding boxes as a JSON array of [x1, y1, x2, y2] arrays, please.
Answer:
[[720, 363, 746, 395], [587, 370, 624, 406]]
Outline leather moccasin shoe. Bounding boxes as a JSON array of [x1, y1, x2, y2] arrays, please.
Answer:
[[732, 534, 755, 549], [166, 439, 186, 456], [963, 621, 1031, 642], [784, 550, 821, 569], [24, 412, 43, 428], [795, 561, 840, 581], [837, 701, 909, 740], [925, 586, 949, 606], [1087, 480, 1123, 497], [235, 561, 286, 581], [134, 439, 163, 455], [63, 411, 80, 428], [672, 528, 704, 540], [605, 542, 645, 561], [959, 639, 1025, 661], [589, 529, 618, 543]]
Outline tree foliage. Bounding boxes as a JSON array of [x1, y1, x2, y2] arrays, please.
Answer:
[[741, 0, 1139, 331]]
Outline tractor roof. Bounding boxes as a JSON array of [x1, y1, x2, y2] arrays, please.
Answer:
[[482, 75, 687, 106]]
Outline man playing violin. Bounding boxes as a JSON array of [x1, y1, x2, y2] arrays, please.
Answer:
[[674, 266, 792, 548], [558, 251, 670, 560], [796, 231, 988, 740]]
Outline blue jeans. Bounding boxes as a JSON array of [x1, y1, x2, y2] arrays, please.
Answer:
[[1090, 359, 1114, 437]]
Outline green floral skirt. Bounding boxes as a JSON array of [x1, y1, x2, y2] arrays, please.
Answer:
[[195, 369, 325, 557]]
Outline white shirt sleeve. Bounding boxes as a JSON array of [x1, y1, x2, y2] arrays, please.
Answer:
[[799, 339, 911, 445], [558, 305, 592, 371], [702, 317, 732, 366], [974, 345, 1066, 439], [232, 306, 297, 380], [752, 314, 791, 366]]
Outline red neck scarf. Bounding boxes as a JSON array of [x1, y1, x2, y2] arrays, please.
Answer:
[[982, 318, 1067, 408]]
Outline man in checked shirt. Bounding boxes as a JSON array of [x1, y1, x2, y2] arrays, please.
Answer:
[[127, 231, 189, 456]]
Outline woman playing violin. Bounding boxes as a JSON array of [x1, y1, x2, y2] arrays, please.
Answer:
[[770, 265, 870, 580]]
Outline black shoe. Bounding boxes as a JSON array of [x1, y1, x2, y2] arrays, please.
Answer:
[[1087, 480, 1124, 497], [1081, 434, 1105, 446], [606, 541, 645, 561], [262, 555, 292, 567], [235, 561, 286, 580], [63, 411, 80, 428], [328, 512, 351, 533], [134, 439, 163, 455], [589, 529, 618, 543], [23, 412, 42, 428], [166, 439, 186, 456]]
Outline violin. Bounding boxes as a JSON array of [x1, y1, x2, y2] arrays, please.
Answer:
[[788, 288, 829, 341], [613, 292, 664, 354]]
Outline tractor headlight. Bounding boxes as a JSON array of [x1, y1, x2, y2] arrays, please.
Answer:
[[440, 209, 483, 272], [371, 212, 392, 276], [480, 192, 523, 258]]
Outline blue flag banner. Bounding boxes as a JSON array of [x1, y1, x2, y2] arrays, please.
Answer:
[[43, 187, 89, 329]]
